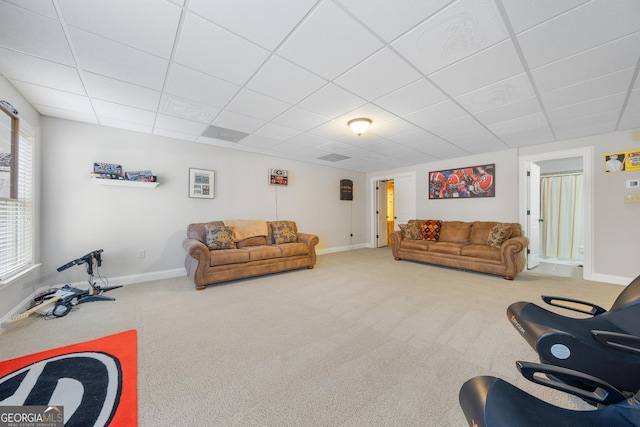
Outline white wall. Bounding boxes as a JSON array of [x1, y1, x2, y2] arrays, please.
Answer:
[[40, 117, 366, 287]]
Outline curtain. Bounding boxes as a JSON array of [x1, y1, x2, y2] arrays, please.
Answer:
[[540, 174, 583, 261]]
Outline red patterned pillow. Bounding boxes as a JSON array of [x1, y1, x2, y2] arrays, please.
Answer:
[[420, 220, 442, 241]]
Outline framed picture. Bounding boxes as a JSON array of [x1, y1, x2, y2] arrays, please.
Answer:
[[189, 168, 215, 199], [429, 163, 495, 199], [268, 168, 288, 186], [604, 149, 640, 173]]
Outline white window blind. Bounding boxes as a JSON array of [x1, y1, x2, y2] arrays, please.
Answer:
[[0, 130, 33, 281]]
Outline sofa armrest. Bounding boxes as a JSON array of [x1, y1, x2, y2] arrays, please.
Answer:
[[183, 238, 210, 290], [390, 230, 403, 259], [500, 236, 529, 279], [297, 233, 319, 266]]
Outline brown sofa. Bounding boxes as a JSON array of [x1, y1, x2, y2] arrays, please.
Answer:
[[391, 220, 529, 280], [183, 220, 319, 290]]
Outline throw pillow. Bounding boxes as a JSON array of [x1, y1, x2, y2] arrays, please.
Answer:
[[421, 220, 442, 241], [399, 223, 422, 240], [487, 223, 513, 248], [271, 223, 298, 244], [205, 225, 236, 250]]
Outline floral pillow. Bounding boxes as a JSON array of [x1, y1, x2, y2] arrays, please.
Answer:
[[421, 220, 442, 241], [487, 223, 513, 248], [205, 225, 236, 250], [399, 223, 422, 240], [271, 223, 298, 244]]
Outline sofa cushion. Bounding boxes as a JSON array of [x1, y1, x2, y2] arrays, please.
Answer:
[[236, 236, 268, 248], [246, 245, 282, 261], [401, 240, 430, 251], [427, 242, 464, 255], [460, 245, 501, 261], [210, 249, 249, 266], [469, 222, 499, 245], [487, 223, 513, 248], [420, 220, 442, 241], [399, 223, 422, 240], [271, 222, 298, 244], [439, 222, 471, 243], [279, 242, 310, 257], [188, 221, 225, 244], [205, 225, 236, 250]]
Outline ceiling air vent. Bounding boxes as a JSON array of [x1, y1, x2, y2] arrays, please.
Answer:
[[200, 125, 249, 143], [318, 153, 350, 162]]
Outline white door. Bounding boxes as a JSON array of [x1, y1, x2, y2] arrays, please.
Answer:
[[376, 181, 388, 247], [527, 162, 541, 269], [393, 175, 414, 228]]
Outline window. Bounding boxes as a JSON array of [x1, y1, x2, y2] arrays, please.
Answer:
[[0, 121, 34, 281]]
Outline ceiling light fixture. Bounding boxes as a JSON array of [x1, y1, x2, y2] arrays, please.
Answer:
[[348, 118, 372, 136]]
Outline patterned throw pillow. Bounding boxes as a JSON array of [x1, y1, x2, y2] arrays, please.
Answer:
[[421, 220, 442, 241], [205, 225, 236, 250], [271, 223, 298, 244], [398, 223, 422, 240], [487, 223, 513, 248]]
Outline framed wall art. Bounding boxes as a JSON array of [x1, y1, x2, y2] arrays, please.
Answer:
[[604, 149, 640, 173], [189, 168, 215, 199], [268, 168, 288, 186], [429, 163, 495, 199]]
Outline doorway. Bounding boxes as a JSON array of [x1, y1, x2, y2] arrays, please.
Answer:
[[370, 172, 416, 248], [519, 147, 593, 279]]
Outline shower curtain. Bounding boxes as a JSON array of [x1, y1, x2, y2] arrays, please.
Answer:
[[540, 174, 584, 261]]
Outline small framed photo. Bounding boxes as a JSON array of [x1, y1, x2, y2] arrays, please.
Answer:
[[189, 168, 215, 199], [268, 168, 288, 186]]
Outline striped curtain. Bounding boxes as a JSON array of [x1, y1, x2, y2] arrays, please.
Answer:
[[540, 174, 583, 261]]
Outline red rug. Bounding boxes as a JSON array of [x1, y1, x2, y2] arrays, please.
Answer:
[[0, 330, 137, 426]]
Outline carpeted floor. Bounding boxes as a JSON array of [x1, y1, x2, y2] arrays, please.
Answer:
[[0, 248, 624, 426]]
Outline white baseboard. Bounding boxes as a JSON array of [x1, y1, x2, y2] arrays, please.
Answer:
[[584, 272, 632, 286], [317, 243, 368, 255]]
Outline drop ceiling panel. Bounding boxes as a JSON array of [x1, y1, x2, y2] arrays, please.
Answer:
[[188, 0, 316, 50], [286, 133, 332, 149], [67, 27, 169, 90], [226, 89, 292, 122], [518, 0, 640, 69], [277, 1, 383, 80], [501, 0, 588, 34], [338, 0, 454, 42], [373, 79, 448, 116], [547, 94, 626, 124], [456, 73, 534, 114], [4, 0, 58, 18], [212, 110, 266, 134], [165, 63, 240, 108], [253, 123, 301, 141], [619, 89, 640, 129], [0, 2, 74, 65], [34, 104, 97, 124], [98, 117, 152, 134], [403, 100, 469, 129], [297, 84, 366, 119], [83, 72, 161, 111], [392, 0, 508, 75], [246, 55, 327, 104], [58, 0, 182, 58], [474, 96, 542, 126], [271, 107, 329, 132], [0, 48, 84, 94], [429, 40, 524, 98], [11, 80, 93, 114], [541, 69, 635, 111], [159, 93, 220, 123], [334, 48, 422, 100], [92, 99, 156, 126], [174, 12, 270, 85], [369, 118, 420, 139], [154, 114, 209, 138], [531, 32, 640, 94]]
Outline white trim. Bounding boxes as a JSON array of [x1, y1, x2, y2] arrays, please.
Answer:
[[588, 273, 632, 286], [518, 147, 594, 280]]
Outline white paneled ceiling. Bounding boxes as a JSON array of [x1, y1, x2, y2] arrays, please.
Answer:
[[0, 0, 639, 172]]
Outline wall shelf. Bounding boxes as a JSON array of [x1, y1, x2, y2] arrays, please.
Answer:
[[92, 179, 159, 188]]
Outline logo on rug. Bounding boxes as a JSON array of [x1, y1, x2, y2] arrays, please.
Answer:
[[0, 352, 121, 426]]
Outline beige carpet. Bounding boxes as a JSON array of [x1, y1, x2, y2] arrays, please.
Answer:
[[0, 248, 623, 426]]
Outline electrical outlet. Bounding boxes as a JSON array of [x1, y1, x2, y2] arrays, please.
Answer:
[[137, 249, 145, 259]]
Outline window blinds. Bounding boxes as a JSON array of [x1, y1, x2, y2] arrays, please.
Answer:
[[0, 131, 33, 281]]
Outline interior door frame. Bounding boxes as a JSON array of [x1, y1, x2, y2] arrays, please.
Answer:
[[518, 147, 593, 279], [369, 171, 416, 248]]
